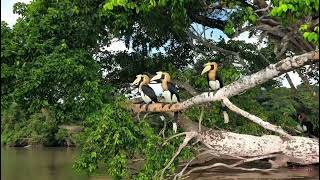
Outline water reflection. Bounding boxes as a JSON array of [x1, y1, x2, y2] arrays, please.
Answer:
[[1, 147, 111, 180], [1, 147, 319, 180]]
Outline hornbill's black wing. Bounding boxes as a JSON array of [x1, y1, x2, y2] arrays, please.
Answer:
[[206, 73, 210, 86], [216, 73, 223, 88], [302, 121, 319, 138], [141, 85, 158, 103], [168, 82, 180, 102]]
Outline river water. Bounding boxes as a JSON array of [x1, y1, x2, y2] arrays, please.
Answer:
[[1, 147, 319, 180]]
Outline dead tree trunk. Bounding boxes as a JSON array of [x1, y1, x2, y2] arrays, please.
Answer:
[[179, 114, 319, 166]]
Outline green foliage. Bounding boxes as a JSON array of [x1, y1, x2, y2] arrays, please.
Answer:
[[270, 0, 319, 44], [256, 85, 319, 135], [1, 102, 67, 146], [224, 22, 235, 37], [1, 0, 112, 145], [270, 0, 319, 18], [74, 98, 193, 179], [1, 0, 319, 179]]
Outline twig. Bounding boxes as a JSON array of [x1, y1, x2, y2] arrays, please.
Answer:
[[143, 113, 150, 120], [255, 3, 271, 13], [174, 150, 242, 180], [231, 154, 279, 167], [174, 156, 197, 180], [131, 158, 145, 162], [163, 132, 189, 144], [160, 132, 197, 180], [198, 106, 204, 132], [183, 162, 274, 177], [187, 29, 241, 60]]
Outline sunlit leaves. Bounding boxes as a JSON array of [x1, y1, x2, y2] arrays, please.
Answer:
[[270, 0, 319, 43], [224, 22, 235, 36], [300, 24, 319, 44]]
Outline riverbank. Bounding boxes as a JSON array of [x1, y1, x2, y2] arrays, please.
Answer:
[[1, 147, 112, 180], [1, 124, 84, 148]]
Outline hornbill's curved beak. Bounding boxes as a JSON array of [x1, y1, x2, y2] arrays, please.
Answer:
[[201, 65, 212, 75], [150, 72, 163, 82], [131, 75, 142, 86]]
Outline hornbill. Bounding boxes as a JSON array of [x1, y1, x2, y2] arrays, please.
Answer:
[[131, 74, 158, 110], [201, 62, 229, 123], [293, 112, 319, 138], [291, 97, 319, 138], [150, 71, 180, 133], [131, 74, 167, 137]]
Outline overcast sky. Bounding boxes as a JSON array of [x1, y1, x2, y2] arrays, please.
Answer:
[[1, 0, 302, 88]]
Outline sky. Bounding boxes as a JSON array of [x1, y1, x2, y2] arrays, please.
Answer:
[[1, 0, 31, 26], [1, 0, 302, 88]]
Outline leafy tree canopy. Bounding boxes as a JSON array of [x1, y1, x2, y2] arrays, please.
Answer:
[[1, 0, 318, 179]]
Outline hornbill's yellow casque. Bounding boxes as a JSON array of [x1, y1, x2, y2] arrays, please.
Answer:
[[201, 62, 229, 123], [131, 74, 158, 110], [151, 71, 180, 133]]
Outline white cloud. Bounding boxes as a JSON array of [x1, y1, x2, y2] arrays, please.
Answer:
[[104, 39, 128, 52]]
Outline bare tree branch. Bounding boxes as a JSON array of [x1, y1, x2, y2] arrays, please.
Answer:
[[187, 8, 227, 30], [255, 3, 271, 13], [222, 97, 291, 138], [160, 132, 197, 179], [171, 80, 199, 96], [182, 161, 274, 177], [187, 29, 241, 61]]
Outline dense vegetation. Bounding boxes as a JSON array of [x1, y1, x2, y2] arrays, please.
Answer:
[[1, 0, 318, 179]]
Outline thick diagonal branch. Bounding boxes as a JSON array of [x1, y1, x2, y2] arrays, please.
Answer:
[[131, 51, 319, 113]]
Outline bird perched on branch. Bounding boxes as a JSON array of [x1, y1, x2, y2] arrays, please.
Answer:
[[291, 97, 319, 138], [201, 62, 229, 123], [131, 74, 158, 110], [131, 74, 168, 137], [151, 71, 180, 133], [293, 111, 319, 138]]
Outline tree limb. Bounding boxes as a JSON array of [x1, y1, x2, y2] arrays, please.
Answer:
[[130, 51, 319, 113], [222, 97, 291, 138], [182, 161, 274, 177], [187, 9, 227, 30]]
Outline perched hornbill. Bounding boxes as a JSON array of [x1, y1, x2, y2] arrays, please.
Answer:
[[131, 74, 158, 110], [293, 112, 319, 138], [151, 71, 180, 133], [291, 97, 319, 138], [201, 62, 229, 123]]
